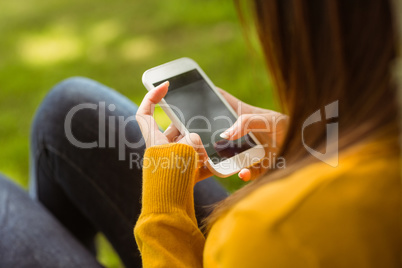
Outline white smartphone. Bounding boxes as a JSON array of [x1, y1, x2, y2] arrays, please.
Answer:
[[142, 57, 265, 177]]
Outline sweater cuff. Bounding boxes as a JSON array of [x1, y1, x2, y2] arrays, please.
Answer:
[[141, 143, 198, 214]]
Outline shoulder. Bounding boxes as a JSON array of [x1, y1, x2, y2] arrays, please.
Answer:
[[205, 142, 400, 267], [241, 149, 399, 224]]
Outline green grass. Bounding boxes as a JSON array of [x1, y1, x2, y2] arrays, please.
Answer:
[[0, 0, 274, 267]]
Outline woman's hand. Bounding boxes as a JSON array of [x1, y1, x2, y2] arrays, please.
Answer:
[[218, 88, 289, 182], [136, 82, 212, 183], [136, 82, 288, 183]]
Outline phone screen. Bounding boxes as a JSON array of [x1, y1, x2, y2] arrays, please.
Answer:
[[154, 69, 257, 164]]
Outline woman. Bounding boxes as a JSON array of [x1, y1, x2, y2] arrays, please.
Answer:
[[0, 0, 399, 267], [134, 0, 400, 267]]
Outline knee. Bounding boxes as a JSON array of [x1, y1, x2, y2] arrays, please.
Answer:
[[0, 173, 25, 199], [31, 76, 141, 148], [31, 77, 106, 143], [47, 76, 105, 104]]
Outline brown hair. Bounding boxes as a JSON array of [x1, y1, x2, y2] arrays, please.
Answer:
[[205, 0, 400, 230]]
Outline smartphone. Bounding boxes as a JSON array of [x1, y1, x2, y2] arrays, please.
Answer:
[[142, 57, 265, 177]]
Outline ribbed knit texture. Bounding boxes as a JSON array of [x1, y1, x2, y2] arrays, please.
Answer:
[[135, 139, 400, 267], [135, 143, 205, 268], [141, 143, 198, 214]]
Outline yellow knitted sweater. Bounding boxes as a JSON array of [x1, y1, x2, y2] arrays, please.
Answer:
[[134, 140, 400, 267]]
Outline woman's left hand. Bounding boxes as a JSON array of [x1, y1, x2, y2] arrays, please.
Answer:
[[136, 82, 212, 182]]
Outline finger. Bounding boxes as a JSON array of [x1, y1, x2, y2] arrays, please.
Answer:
[[173, 134, 184, 142], [137, 81, 169, 116], [136, 81, 170, 147], [163, 123, 181, 142], [238, 168, 251, 182], [217, 87, 254, 115], [220, 113, 274, 140], [178, 133, 212, 184], [217, 87, 241, 112], [177, 133, 209, 163], [136, 113, 167, 147], [246, 158, 271, 181]]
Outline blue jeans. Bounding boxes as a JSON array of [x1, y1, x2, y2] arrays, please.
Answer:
[[0, 77, 228, 267]]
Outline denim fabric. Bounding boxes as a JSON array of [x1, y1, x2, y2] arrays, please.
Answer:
[[20, 77, 228, 267], [0, 173, 102, 268]]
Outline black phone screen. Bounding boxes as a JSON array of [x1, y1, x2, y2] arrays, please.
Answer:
[[154, 69, 256, 164]]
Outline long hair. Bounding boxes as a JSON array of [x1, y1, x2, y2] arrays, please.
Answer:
[[205, 0, 400, 230]]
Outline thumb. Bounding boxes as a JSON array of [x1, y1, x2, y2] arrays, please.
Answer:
[[239, 160, 269, 182], [220, 113, 272, 140]]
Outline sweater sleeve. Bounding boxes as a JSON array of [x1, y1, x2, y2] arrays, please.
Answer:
[[134, 143, 205, 268]]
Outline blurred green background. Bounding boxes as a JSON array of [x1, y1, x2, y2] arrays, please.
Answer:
[[0, 0, 274, 267]]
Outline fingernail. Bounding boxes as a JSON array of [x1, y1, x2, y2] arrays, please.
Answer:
[[155, 81, 169, 89], [220, 131, 230, 139], [238, 169, 249, 181]]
